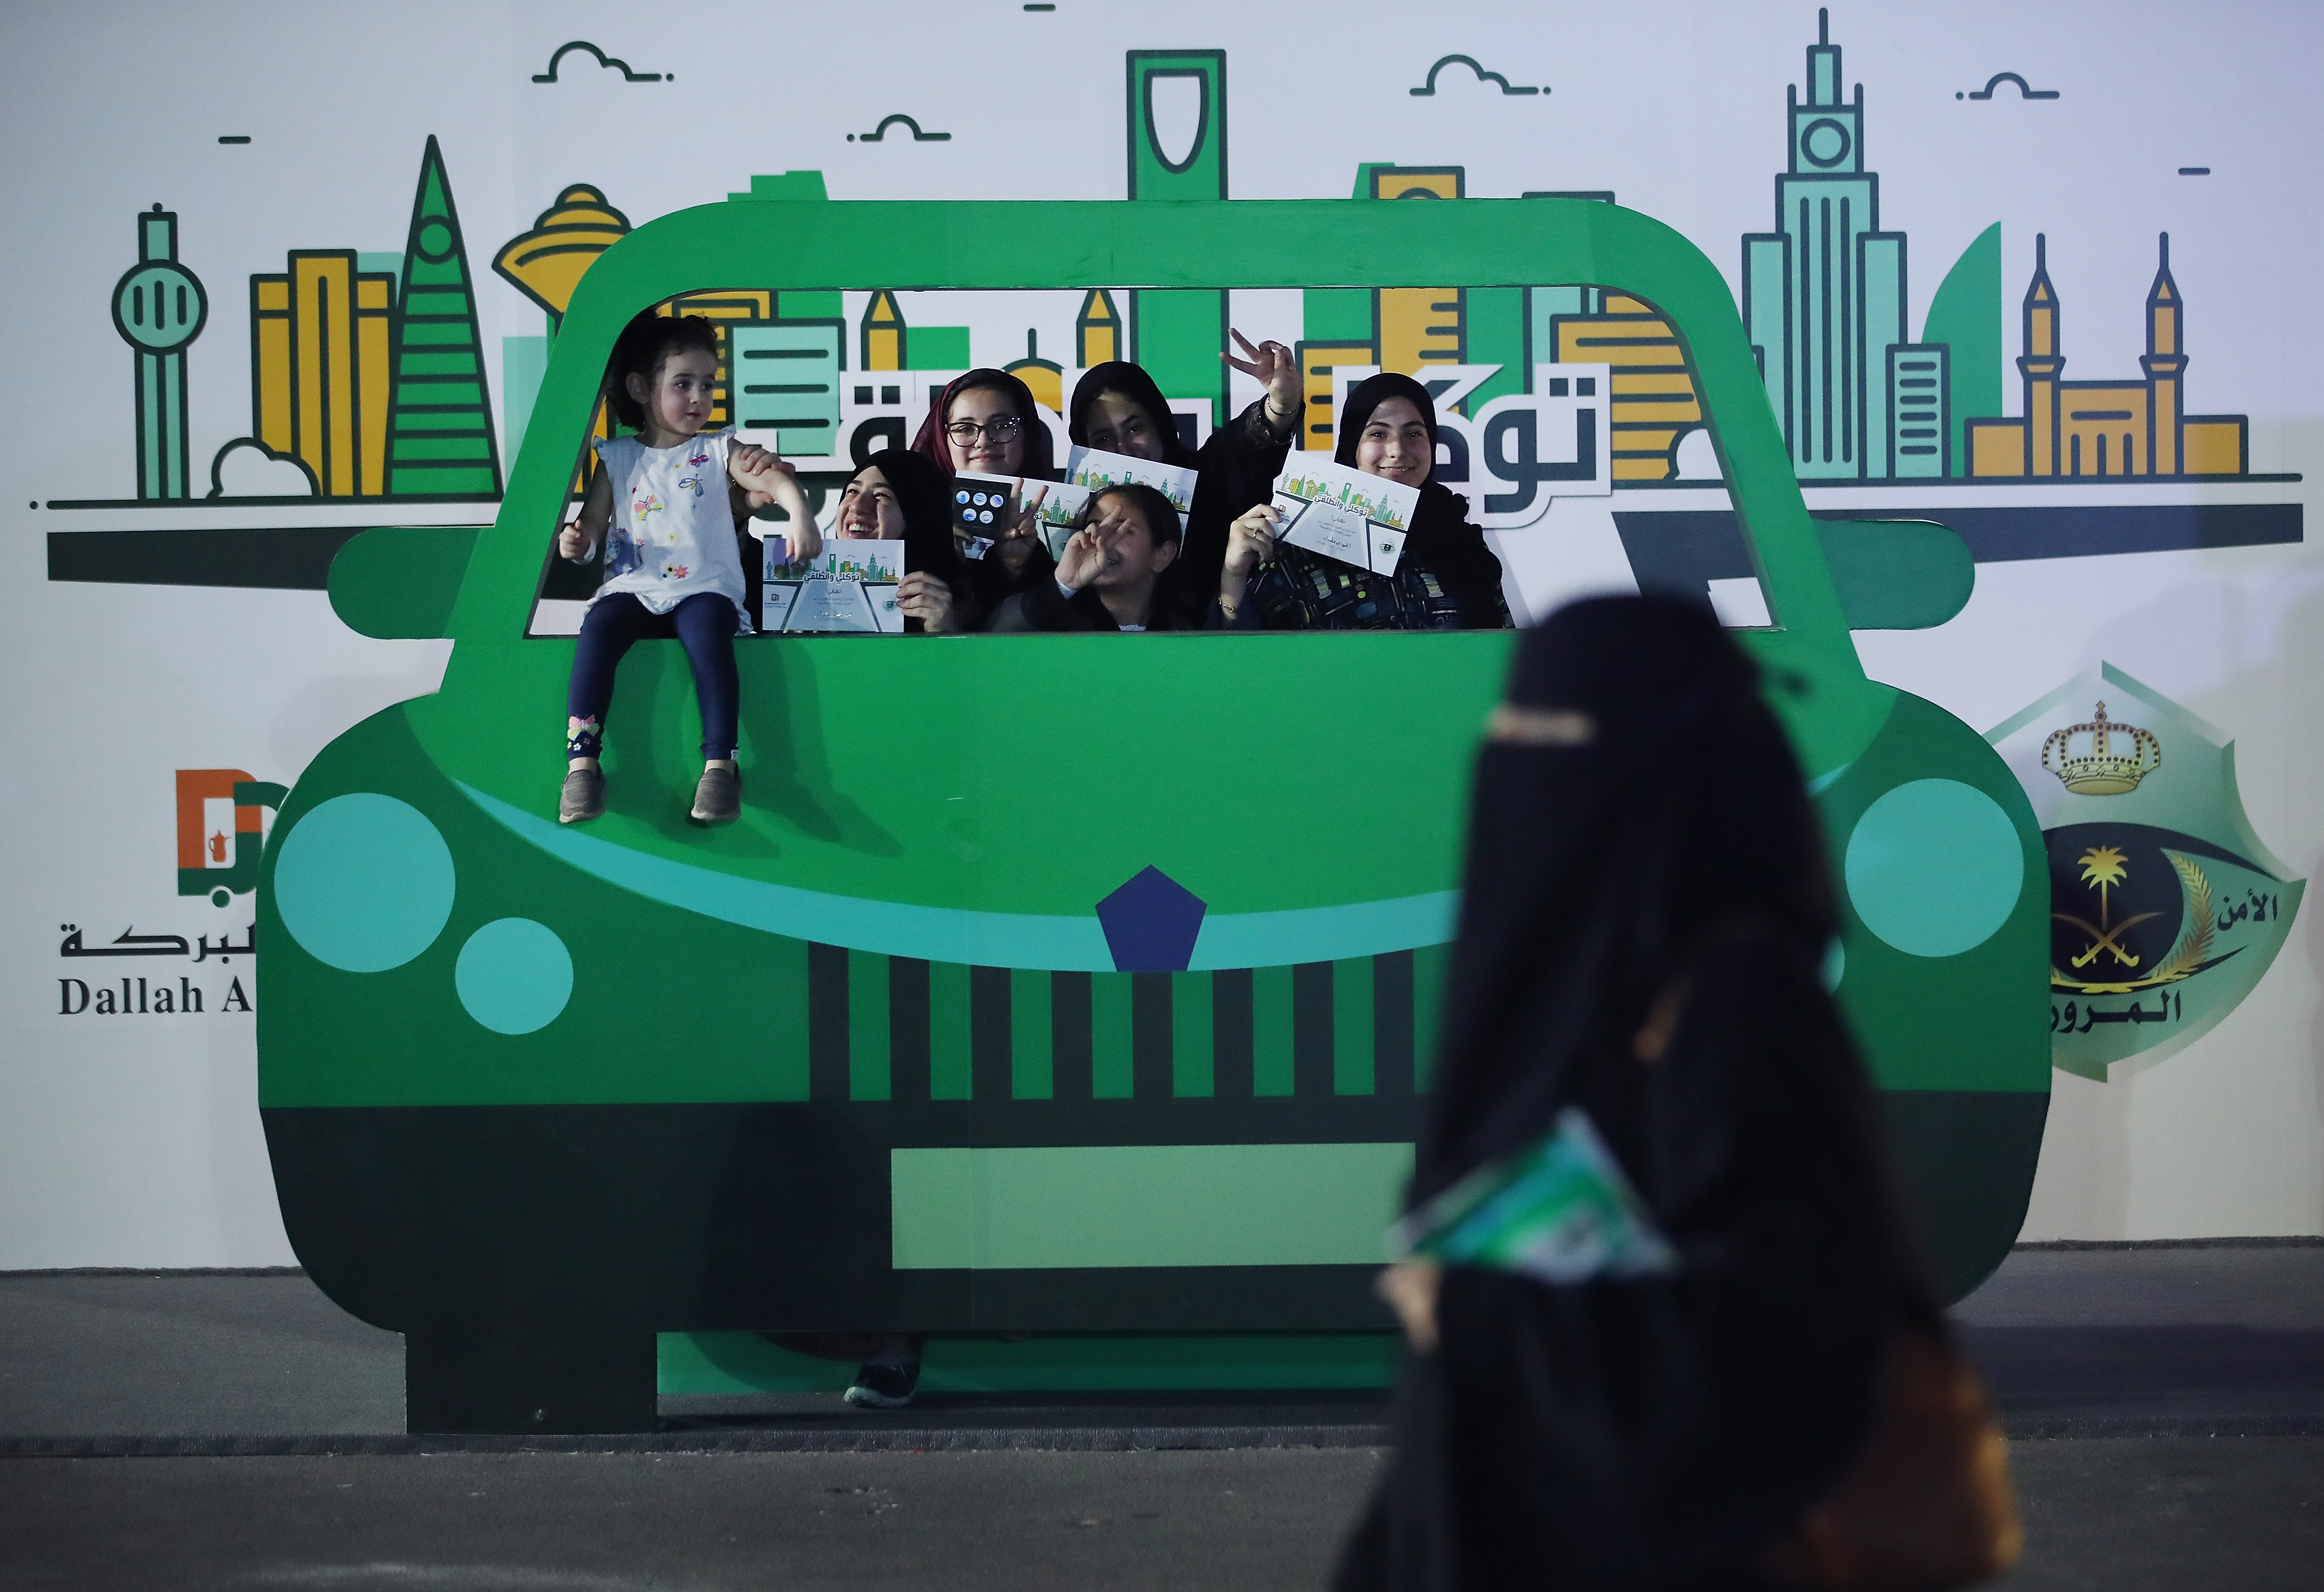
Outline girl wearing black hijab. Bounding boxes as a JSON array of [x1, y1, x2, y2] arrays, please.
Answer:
[[829, 448, 975, 633], [1338, 596, 1957, 1591], [1069, 334, 1309, 614], [1068, 361, 1200, 468], [910, 367, 1058, 620], [1217, 372, 1510, 630]]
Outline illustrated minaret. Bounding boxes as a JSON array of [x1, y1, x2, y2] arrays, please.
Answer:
[[384, 136, 502, 497], [860, 291, 905, 370], [1740, 9, 1912, 478], [1076, 288, 1122, 367], [112, 206, 207, 500], [2019, 234, 2063, 478], [2141, 233, 2185, 477]]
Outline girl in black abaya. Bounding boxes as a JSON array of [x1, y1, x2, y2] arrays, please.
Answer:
[[1217, 372, 1509, 630], [1338, 596, 1945, 1591]]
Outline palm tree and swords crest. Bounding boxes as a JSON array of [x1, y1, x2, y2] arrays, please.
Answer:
[[2051, 842, 2221, 994], [2057, 845, 2161, 971]]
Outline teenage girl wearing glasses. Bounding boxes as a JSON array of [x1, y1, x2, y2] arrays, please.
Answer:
[[909, 368, 1058, 623]]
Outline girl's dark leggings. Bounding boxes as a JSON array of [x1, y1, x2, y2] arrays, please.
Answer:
[[566, 592, 739, 760]]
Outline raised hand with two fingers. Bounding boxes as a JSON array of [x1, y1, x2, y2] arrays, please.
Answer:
[[1223, 328, 1304, 438]]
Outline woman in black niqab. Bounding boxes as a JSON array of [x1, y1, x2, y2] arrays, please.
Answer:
[[1338, 595, 1943, 1592]]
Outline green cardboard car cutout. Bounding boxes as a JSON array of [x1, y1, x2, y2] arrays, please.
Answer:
[[263, 193, 2048, 1433]]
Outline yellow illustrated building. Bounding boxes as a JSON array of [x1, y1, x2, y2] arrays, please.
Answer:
[[250, 252, 396, 497], [1967, 234, 2248, 479], [1548, 293, 1705, 482], [1370, 167, 1466, 377], [1076, 289, 1123, 368], [490, 185, 631, 328]]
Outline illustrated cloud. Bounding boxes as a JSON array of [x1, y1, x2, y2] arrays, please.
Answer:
[[851, 114, 952, 143], [1410, 54, 1544, 97], [1963, 72, 2059, 100], [207, 438, 318, 499], [532, 40, 664, 83]]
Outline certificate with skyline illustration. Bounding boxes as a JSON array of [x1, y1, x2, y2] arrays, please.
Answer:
[[1064, 448, 1198, 519], [1269, 458, 1416, 575], [1037, 446, 1200, 557], [763, 540, 905, 634]]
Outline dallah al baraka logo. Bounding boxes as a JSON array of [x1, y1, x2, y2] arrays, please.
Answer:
[[1987, 665, 2304, 1079], [56, 770, 286, 1015], [175, 768, 285, 907]]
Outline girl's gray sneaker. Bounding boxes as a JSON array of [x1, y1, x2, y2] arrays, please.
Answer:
[[691, 765, 741, 824], [559, 766, 605, 824]]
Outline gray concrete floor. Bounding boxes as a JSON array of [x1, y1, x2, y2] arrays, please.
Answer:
[[3, 1440, 2319, 1591], [0, 1272, 402, 1437], [4, 1247, 2321, 1588], [8, 1245, 2322, 1442]]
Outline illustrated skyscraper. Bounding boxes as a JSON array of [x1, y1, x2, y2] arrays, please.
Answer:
[[1742, 10, 1948, 478], [384, 136, 503, 497], [1547, 292, 1701, 481], [1292, 164, 1527, 451], [113, 206, 207, 500]]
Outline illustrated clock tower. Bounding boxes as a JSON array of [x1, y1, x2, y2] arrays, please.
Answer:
[[112, 204, 207, 501], [1741, 9, 1926, 479]]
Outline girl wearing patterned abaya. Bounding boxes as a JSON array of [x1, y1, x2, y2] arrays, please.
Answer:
[[1338, 596, 2010, 1592]]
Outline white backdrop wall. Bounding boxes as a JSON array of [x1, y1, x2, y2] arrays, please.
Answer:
[[5, 0, 2318, 1265]]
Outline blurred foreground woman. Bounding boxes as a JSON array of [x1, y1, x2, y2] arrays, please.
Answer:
[[1338, 596, 2018, 1592]]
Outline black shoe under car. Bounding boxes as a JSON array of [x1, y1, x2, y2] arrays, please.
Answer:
[[844, 1358, 920, 1410]]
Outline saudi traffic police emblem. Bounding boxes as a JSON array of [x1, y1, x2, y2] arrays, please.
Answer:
[[1987, 663, 2303, 1080]]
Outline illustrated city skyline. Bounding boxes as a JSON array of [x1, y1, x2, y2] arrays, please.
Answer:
[[92, 14, 2269, 507]]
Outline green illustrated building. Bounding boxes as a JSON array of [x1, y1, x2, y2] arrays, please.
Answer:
[[1126, 50, 1229, 434], [385, 136, 503, 498], [112, 205, 207, 501]]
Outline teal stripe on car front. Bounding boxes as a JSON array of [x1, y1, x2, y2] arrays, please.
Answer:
[[457, 781, 1457, 971]]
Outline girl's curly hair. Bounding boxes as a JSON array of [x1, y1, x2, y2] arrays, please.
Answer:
[[605, 310, 720, 430]]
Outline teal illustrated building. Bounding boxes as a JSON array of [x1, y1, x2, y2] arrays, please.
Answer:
[[112, 205, 208, 500], [1743, 11, 1950, 479]]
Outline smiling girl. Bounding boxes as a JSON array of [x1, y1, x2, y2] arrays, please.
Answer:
[[1216, 373, 1510, 631], [909, 368, 1057, 619], [828, 447, 972, 633]]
